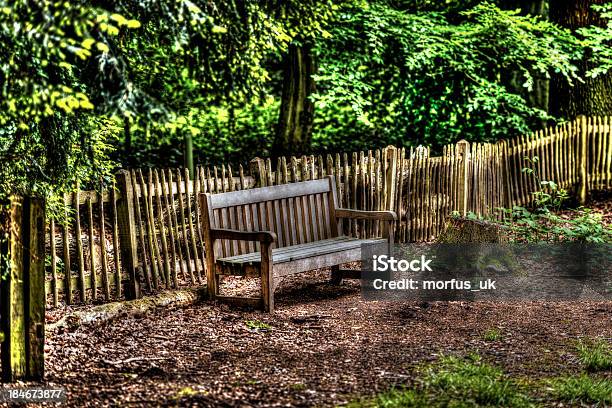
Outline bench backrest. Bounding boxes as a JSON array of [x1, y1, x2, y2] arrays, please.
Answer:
[[201, 176, 340, 258]]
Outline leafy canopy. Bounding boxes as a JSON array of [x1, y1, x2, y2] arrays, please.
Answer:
[[312, 1, 585, 152]]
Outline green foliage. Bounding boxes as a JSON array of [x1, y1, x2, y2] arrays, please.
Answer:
[[502, 206, 612, 243], [96, 0, 332, 168], [0, 0, 334, 196], [0, 1, 133, 199], [101, 1, 296, 127], [547, 375, 612, 405], [313, 1, 585, 152], [500, 157, 611, 243], [114, 99, 279, 167], [245, 320, 272, 331], [2, 0, 611, 202], [578, 3, 612, 79], [521, 156, 570, 213], [576, 339, 612, 372]]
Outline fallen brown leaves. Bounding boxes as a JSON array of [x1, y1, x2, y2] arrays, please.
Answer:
[[1, 269, 601, 407]]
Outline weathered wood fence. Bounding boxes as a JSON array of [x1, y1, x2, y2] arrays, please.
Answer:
[[43, 115, 611, 308], [45, 167, 256, 307], [0, 197, 46, 381]]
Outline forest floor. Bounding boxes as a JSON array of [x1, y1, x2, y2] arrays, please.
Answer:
[[2, 193, 610, 407], [5, 270, 608, 407]]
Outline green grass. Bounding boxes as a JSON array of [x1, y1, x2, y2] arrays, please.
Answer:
[[483, 328, 502, 342], [576, 338, 612, 371], [345, 389, 429, 408], [347, 355, 533, 407], [290, 383, 307, 391], [346, 349, 612, 408], [423, 355, 532, 407], [373, 389, 430, 408], [547, 375, 612, 405]]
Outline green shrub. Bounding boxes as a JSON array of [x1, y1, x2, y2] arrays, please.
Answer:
[[501, 206, 612, 243], [499, 156, 611, 243]]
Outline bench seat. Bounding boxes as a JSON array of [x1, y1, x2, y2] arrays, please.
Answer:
[[217, 236, 386, 277], [200, 176, 396, 312]]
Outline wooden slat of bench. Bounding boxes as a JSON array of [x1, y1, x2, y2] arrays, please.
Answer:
[[217, 236, 385, 267], [216, 243, 380, 278], [218, 236, 353, 265], [208, 178, 331, 209], [214, 295, 264, 309], [272, 238, 383, 263], [273, 248, 366, 277]]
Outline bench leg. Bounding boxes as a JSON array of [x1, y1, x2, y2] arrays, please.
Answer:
[[206, 260, 217, 300], [330, 265, 343, 285], [260, 243, 274, 312]]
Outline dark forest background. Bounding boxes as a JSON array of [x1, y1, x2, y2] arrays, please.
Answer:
[[2, 0, 612, 197]]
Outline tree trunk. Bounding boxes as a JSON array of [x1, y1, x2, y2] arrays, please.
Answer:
[[273, 44, 316, 157], [549, 0, 612, 118]]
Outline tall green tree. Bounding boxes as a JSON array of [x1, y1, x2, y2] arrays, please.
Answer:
[[270, 1, 334, 157], [0, 1, 135, 200], [90, 1, 294, 167], [0, 0, 301, 199], [273, 43, 317, 157], [549, 0, 612, 117], [311, 1, 585, 152], [503, 0, 550, 113]]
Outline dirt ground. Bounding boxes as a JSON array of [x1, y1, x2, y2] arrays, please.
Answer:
[[3, 269, 605, 407]]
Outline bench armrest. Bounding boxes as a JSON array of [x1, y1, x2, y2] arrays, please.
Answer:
[[210, 228, 277, 244], [335, 208, 397, 221]]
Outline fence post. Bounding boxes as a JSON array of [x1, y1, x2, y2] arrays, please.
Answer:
[[497, 140, 512, 209], [456, 140, 471, 216], [0, 196, 45, 382], [385, 146, 398, 212], [578, 115, 589, 205], [25, 197, 45, 380], [1, 197, 26, 381], [116, 170, 140, 299], [249, 157, 267, 187]]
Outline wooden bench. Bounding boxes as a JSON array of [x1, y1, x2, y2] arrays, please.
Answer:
[[200, 175, 396, 312]]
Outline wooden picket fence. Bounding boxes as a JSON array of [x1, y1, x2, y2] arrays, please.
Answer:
[[44, 115, 611, 308], [45, 167, 256, 307], [503, 115, 611, 207]]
